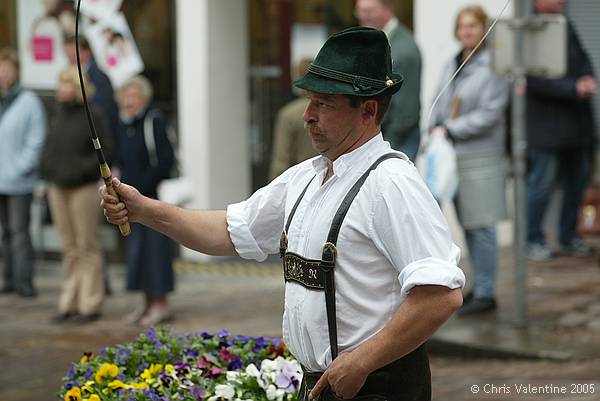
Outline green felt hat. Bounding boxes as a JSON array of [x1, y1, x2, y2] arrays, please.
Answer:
[[294, 26, 403, 97]]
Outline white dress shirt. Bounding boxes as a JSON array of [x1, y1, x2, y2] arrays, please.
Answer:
[[227, 134, 465, 372]]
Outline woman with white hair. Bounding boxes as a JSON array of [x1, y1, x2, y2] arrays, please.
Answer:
[[116, 75, 176, 326], [39, 66, 113, 322]]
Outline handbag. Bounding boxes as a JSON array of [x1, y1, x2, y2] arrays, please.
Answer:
[[416, 127, 458, 202]]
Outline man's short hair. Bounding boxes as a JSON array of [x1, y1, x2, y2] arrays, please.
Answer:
[[346, 93, 392, 125], [64, 34, 91, 50]]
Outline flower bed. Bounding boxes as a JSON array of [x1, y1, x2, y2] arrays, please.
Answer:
[[59, 327, 302, 401]]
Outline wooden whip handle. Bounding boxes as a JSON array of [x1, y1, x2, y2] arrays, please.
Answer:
[[100, 163, 131, 236]]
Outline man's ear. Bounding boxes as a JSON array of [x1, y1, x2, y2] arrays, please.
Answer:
[[361, 99, 378, 124]]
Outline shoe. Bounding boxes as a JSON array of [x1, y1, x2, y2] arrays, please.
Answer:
[[140, 308, 173, 327], [73, 313, 101, 323], [561, 238, 594, 257], [123, 307, 148, 324], [527, 243, 554, 262], [458, 297, 497, 316], [51, 312, 79, 323]]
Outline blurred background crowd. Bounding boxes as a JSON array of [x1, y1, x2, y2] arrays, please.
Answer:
[[0, 0, 598, 324]]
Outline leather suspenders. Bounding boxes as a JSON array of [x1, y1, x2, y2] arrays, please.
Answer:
[[280, 153, 403, 360]]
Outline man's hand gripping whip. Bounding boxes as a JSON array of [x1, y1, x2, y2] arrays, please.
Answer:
[[75, 0, 130, 236]]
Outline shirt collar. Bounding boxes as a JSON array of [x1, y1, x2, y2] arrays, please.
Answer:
[[311, 133, 389, 177], [382, 17, 399, 38]]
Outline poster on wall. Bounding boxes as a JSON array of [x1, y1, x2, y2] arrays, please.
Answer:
[[17, 0, 74, 89], [85, 12, 144, 88], [77, 0, 122, 22]]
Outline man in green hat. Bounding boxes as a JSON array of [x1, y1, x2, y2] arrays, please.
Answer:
[[100, 27, 464, 401]]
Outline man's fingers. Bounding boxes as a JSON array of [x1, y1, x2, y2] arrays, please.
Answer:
[[309, 371, 329, 400], [99, 185, 119, 204]]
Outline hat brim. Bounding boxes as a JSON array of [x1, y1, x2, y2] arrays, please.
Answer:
[[293, 71, 403, 97]]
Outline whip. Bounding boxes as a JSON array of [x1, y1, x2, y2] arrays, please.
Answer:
[[75, 0, 130, 236]]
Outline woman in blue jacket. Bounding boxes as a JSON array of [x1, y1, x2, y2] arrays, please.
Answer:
[[115, 75, 176, 326], [0, 48, 46, 297]]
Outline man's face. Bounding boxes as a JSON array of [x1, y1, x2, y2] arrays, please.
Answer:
[[303, 91, 365, 161], [0, 60, 18, 93], [64, 42, 91, 65], [535, 0, 566, 14], [354, 0, 393, 30]]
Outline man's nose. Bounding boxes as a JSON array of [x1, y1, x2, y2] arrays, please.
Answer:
[[303, 101, 317, 123]]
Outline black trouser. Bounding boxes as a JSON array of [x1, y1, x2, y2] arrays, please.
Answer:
[[298, 344, 431, 401]]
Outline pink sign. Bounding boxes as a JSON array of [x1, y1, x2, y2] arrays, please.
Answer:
[[31, 36, 54, 62]]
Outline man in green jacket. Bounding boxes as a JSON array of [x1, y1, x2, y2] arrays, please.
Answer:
[[355, 0, 422, 161]]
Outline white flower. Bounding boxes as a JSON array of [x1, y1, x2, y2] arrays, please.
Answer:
[[214, 384, 235, 400], [245, 363, 260, 378], [226, 371, 241, 382], [266, 384, 286, 401], [261, 359, 278, 373]]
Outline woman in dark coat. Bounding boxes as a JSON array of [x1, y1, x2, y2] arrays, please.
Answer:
[[115, 75, 176, 326]]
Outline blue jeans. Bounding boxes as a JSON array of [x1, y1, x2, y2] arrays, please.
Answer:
[[455, 197, 498, 299], [0, 194, 35, 292], [526, 149, 590, 246], [464, 226, 498, 299]]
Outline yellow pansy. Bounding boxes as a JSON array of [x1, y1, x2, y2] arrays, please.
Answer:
[[79, 352, 92, 364], [64, 387, 82, 401], [129, 382, 150, 390], [86, 395, 100, 401], [81, 381, 95, 394], [108, 380, 127, 390], [95, 363, 119, 383], [140, 363, 163, 382]]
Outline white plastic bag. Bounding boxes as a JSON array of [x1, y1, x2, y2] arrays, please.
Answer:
[[416, 127, 458, 202]]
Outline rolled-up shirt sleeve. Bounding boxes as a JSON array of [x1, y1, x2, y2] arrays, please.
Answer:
[[226, 167, 297, 261], [369, 163, 465, 297], [398, 245, 464, 298]]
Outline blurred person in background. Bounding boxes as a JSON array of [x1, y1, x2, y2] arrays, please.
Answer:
[[0, 48, 47, 297], [64, 34, 118, 295], [116, 75, 176, 326], [355, 0, 421, 161], [526, 0, 597, 261], [429, 5, 509, 315], [64, 34, 118, 140], [269, 58, 317, 180], [39, 66, 112, 322]]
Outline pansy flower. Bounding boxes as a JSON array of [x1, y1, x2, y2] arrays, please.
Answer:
[[64, 386, 81, 401], [94, 363, 119, 384]]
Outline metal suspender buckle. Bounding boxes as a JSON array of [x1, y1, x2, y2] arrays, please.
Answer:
[[279, 231, 289, 258], [321, 242, 337, 272]]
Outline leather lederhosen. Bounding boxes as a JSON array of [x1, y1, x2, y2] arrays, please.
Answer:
[[280, 153, 432, 401]]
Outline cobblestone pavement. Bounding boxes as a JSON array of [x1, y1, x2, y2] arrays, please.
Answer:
[[2, 254, 600, 401]]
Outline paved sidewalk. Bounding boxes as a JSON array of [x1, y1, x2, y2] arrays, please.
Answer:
[[435, 239, 600, 360], [1, 240, 600, 401]]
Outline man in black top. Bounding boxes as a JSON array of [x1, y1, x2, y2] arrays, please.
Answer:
[[526, 0, 597, 261]]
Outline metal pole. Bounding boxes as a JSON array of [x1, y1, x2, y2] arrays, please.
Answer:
[[512, 0, 530, 327]]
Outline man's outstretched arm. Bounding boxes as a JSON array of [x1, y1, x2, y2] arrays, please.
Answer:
[[100, 177, 238, 256]]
